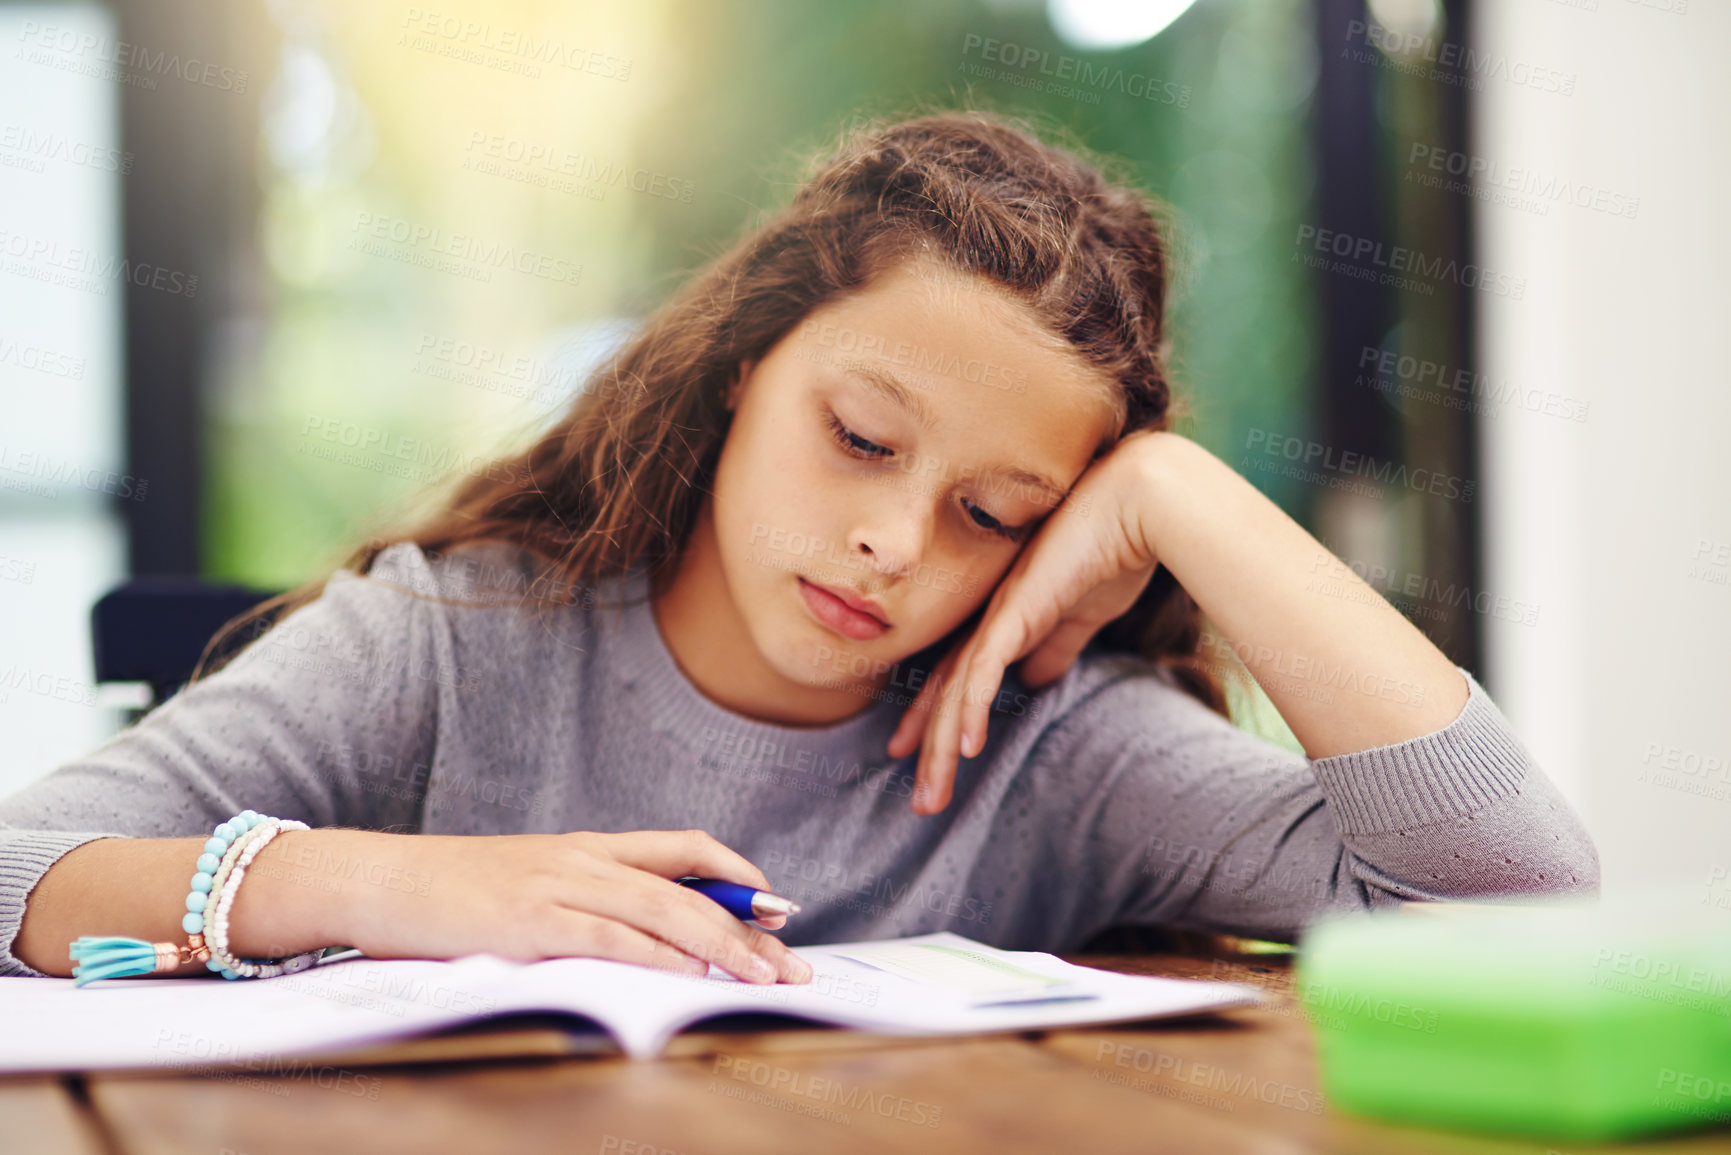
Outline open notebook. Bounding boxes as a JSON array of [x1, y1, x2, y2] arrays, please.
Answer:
[[0, 931, 1262, 1070]]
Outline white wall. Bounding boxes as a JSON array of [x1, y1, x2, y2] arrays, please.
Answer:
[[0, 3, 130, 797], [1475, 0, 1731, 900]]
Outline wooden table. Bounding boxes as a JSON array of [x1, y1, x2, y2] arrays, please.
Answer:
[[6, 946, 1728, 1155]]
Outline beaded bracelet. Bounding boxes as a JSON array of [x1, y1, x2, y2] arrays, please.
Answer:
[[69, 809, 323, 987], [202, 813, 287, 983], [204, 818, 320, 979]]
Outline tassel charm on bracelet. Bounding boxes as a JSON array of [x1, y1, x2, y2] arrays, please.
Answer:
[[70, 809, 321, 988], [66, 933, 212, 984]]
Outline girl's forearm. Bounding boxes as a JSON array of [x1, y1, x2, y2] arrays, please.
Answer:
[[13, 828, 369, 978], [1129, 432, 1468, 757]]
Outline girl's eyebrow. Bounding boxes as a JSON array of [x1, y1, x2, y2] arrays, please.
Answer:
[[843, 364, 1068, 505], [846, 363, 937, 428]]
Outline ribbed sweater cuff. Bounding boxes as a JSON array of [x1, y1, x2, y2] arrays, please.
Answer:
[[1308, 667, 1531, 836], [0, 830, 128, 978]]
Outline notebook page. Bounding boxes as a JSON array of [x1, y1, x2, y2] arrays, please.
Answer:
[[0, 932, 1263, 1069]]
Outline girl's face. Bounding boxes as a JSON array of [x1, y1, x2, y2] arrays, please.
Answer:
[[668, 256, 1120, 723]]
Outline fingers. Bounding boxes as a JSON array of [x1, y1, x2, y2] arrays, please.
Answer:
[[955, 577, 1061, 756], [579, 868, 811, 984], [544, 908, 713, 976], [907, 568, 1049, 812], [885, 697, 925, 759], [1017, 619, 1098, 688], [911, 641, 979, 815], [603, 828, 772, 893], [887, 645, 960, 760], [564, 831, 810, 983]]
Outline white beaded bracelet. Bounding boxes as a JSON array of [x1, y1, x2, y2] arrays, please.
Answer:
[[205, 818, 321, 979], [199, 818, 281, 975]]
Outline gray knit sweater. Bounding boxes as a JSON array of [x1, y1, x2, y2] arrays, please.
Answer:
[[0, 541, 1599, 978]]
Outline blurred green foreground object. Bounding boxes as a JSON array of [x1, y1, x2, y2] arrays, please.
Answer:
[[1297, 894, 1731, 1142]]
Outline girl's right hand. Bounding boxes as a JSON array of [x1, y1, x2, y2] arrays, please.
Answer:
[[235, 828, 813, 984]]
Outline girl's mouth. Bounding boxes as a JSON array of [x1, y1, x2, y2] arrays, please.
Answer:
[[797, 577, 890, 641]]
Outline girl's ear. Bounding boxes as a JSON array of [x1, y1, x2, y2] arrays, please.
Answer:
[[727, 358, 758, 411]]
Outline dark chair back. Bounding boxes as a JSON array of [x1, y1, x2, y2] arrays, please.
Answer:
[[92, 579, 285, 708]]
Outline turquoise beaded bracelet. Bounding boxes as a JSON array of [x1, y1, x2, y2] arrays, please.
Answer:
[[203, 817, 319, 979], [69, 809, 320, 987]]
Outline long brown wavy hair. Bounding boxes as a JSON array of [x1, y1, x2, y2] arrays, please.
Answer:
[[198, 108, 1228, 718]]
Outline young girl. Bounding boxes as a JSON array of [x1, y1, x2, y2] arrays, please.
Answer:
[[1, 111, 1597, 988]]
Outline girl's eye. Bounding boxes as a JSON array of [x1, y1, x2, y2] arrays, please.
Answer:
[[963, 500, 1027, 543], [825, 407, 1028, 543], [824, 410, 892, 459]]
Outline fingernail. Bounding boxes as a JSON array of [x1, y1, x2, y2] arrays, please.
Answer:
[[788, 955, 813, 982], [961, 730, 976, 757], [749, 955, 776, 982]]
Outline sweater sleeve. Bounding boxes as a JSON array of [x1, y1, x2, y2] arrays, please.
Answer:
[[1035, 663, 1599, 946], [0, 543, 444, 977]]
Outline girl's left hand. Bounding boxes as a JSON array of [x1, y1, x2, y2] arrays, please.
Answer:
[[886, 431, 1167, 814]]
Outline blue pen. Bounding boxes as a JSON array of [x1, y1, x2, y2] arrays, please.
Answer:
[[677, 877, 802, 922]]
